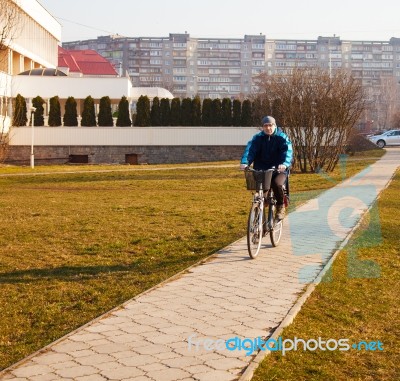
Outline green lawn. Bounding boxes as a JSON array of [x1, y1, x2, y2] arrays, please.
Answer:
[[0, 150, 385, 370], [252, 169, 399, 381]]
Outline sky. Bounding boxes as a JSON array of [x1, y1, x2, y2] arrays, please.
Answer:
[[38, 0, 400, 43]]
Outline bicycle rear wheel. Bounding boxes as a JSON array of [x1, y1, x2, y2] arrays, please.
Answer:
[[269, 203, 283, 247], [247, 202, 263, 259]]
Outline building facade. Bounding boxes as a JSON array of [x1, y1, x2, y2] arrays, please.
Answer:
[[63, 34, 400, 130], [0, 0, 61, 131]]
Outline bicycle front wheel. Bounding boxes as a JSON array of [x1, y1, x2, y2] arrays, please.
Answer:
[[269, 204, 283, 247], [247, 202, 263, 259]]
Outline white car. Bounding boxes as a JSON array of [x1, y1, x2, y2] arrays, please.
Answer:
[[368, 129, 400, 148]]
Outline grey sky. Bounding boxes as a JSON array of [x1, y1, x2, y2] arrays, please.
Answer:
[[38, 0, 400, 43]]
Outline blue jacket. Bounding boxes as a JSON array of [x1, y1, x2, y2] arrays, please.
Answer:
[[241, 128, 293, 170]]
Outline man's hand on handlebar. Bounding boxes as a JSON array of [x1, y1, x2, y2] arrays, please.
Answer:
[[278, 164, 287, 172], [240, 163, 249, 171]]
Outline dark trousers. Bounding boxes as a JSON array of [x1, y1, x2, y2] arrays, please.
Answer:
[[271, 172, 287, 205]]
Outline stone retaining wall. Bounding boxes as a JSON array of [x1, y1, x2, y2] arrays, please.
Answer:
[[6, 145, 245, 165]]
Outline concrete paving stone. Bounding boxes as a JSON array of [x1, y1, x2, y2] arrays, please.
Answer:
[[161, 356, 203, 368], [206, 357, 248, 371], [91, 342, 132, 354], [101, 316, 134, 326], [48, 360, 79, 370], [183, 364, 214, 375], [193, 369, 238, 381], [70, 332, 107, 342], [153, 351, 180, 360], [11, 364, 54, 378], [133, 343, 171, 356], [30, 373, 59, 381], [55, 365, 99, 378], [107, 333, 145, 344], [195, 326, 232, 337], [85, 338, 112, 347], [117, 354, 157, 367], [137, 362, 170, 373], [158, 325, 195, 336], [146, 334, 181, 345], [75, 375, 108, 381], [75, 353, 115, 366], [52, 340, 90, 353], [100, 367, 145, 380], [31, 352, 73, 365], [67, 349, 97, 358], [118, 323, 157, 334], [146, 368, 191, 381], [91, 361, 123, 371]]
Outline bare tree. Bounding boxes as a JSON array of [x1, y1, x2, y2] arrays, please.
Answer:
[[253, 67, 366, 172], [1, 0, 22, 162]]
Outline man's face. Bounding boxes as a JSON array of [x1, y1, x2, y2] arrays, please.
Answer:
[[263, 123, 276, 135]]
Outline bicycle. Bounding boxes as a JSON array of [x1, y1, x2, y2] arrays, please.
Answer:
[[244, 168, 286, 259]]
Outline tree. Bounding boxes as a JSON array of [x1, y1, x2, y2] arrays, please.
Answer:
[[181, 98, 192, 126], [201, 98, 212, 126], [12, 94, 27, 127], [210, 98, 222, 126], [98, 96, 113, 126], [241, 99, 252, 126], [160, 98, 171, 126], [150, 96, 161, 126], [221, 98, 232, 126], [170, 97, 181, 126], [116, 96, 131, 126], [135, 95, 150, 126], [191, 96, 202, 126], [81, 95, 96, 126], [48, 96, 61, 126], [32, 96, 45, 126], [232, 99, 242, 126], [253, 67, 366, 172], [63, 96, 78, 126]]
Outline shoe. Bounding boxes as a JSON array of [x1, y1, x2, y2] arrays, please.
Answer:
[[276, 205, 285, 220]]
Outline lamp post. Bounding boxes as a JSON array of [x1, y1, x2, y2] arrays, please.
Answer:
[[30, 106, 36, 168]]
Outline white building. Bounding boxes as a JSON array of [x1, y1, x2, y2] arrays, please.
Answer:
[[0, 0, 60, 131]]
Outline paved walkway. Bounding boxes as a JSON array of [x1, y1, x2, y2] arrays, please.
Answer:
[[1, 149, 399, 381]]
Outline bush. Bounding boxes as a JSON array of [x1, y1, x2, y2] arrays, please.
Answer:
[[116, 96, 131, 127], [232, 99, 242, 127], [135, 95, 151, 126], [12, 94, 28, 127], [241, 99, 252, 126], [160, 98, 171, 126], [63, 97, 78, 126], [81, 96, 96, 126], [48, 96, 61, 126], [201, 98, 212, 126], [32, 96, 45, 126], [181, 98, 192, 126], [191, 96, 202, 126], [98, 96, 114, 126], [221, 98, 232, 126], [150, 97, 161, 126], [170, 98, 181, 126]]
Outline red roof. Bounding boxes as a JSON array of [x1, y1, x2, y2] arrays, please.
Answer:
[[58, 46, 118, 76]]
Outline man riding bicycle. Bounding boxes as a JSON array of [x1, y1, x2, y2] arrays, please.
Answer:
[[240, 116, 293, 220]]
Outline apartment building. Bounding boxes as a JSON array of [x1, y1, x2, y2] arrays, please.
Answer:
[[63, 33, 400, 130]]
